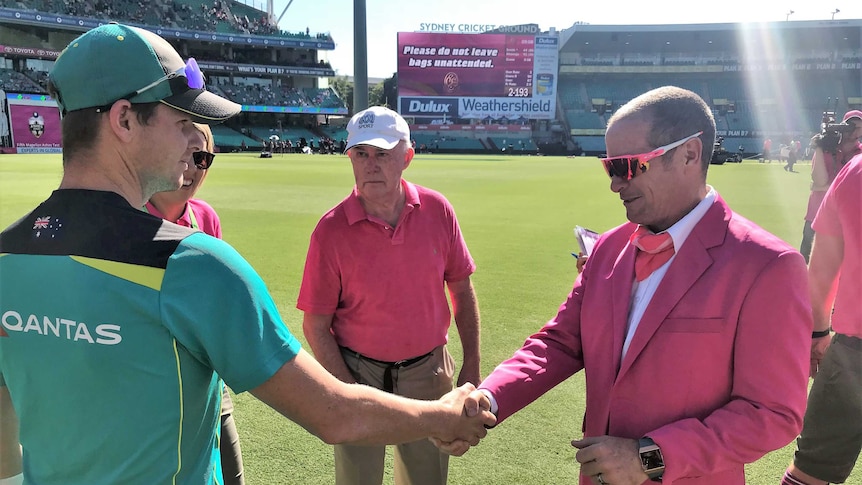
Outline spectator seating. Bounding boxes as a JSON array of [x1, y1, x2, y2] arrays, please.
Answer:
[[217, 84, 305, 106], [302, 88, 346, 109], [7, 0, 333, 40], [318, 125, 348, 142], [566, 110, 604, 129], [247, 126, 318, 145], [210, 125, 258, 149], [485, 135, 536, 152], [0, 68, 46, 93]]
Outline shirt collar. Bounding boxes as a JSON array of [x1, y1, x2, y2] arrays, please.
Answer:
[[662, 186, 717, 250], [344, 179, 420, 225], [144, 201, 191, 226]]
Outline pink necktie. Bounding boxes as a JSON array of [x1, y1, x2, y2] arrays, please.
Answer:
[[631, 226, 675, 282]]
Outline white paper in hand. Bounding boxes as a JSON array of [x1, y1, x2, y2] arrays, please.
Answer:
[[574, 226, 600, 256]]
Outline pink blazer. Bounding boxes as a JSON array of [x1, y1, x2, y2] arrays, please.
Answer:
[[481, 195, 811, 484]]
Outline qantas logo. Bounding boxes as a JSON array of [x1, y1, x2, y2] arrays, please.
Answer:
[[1, 310, 121, 345]]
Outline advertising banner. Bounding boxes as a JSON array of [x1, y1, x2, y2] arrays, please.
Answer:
[[7, 93, 62, 154], [397, 32, 558, 120]]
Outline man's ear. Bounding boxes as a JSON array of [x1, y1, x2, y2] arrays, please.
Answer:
[[107, 100, 137, 142], [683, 138, 702, 165], [403, 146, 415, 170]]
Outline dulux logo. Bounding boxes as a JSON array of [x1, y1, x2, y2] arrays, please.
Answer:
[[536, 37, 558, 45], [356, 112, 375, 129], [404, 99, 456, 114]]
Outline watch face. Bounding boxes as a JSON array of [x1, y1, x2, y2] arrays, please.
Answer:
[[641, 447, 663, 470]]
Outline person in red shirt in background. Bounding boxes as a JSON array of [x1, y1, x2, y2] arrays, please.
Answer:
[[760, 137, 773, 163], [781, 137, 862, 485], [799, 110, 862, 262]]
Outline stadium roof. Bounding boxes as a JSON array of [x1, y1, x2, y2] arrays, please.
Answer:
[[559, 19, 862, 55]]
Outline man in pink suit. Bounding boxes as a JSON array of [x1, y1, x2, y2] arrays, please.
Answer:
[[438, 86, 812, 484]]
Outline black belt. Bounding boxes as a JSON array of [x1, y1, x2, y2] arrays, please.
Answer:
[[341, 347, 434, 393], [834, 333, 862, 351]]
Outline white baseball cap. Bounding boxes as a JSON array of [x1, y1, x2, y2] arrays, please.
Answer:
[[345, 106, 410, 151]]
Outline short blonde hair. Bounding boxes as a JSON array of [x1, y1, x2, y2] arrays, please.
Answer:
[[193, 123, 215, 152]]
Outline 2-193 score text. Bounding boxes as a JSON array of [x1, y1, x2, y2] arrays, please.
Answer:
[[506, 87, 531, 97]]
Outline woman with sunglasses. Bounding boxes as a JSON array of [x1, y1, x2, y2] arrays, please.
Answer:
[[145, 123, 245, 485], [146, 123, 220, 240]]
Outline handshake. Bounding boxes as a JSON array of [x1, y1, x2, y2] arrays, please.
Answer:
[[430, 386, 493, 456]]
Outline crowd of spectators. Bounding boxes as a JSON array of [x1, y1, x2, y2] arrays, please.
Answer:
[[0, 69, 45, 93], [220, 84, 303, 106], [0, 66, 346, 110], [2, 0, 333, 41], [209, 81, 345, 109], [5, 0, 155, 24], [230, 51, 332, 70], [304, 88, 345, 109]]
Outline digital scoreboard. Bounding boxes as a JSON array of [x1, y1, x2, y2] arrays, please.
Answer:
[[503, 36, 534, 97], [397, 32, 559, 121]]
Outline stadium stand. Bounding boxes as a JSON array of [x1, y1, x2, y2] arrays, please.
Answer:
[[2, 5, 861, 157], [317, 125, 349, 143], [3, 0, 332, 40], [210, 125, 258, 151], [303, 88, 347, 109], [217, 83, 306, 107], [557, 21, 862, 155], [0, 68, 44, 93], [246, 126, 318, 144], [0, 0, 348, 153]]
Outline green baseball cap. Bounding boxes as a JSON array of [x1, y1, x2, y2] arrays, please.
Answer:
[[49, 23, 240, 123]]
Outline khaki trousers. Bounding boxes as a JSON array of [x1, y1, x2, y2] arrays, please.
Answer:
[[335, 344, 454, 485]]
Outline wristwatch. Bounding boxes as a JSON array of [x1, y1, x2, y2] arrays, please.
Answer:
[[638, 437, 665, 481]]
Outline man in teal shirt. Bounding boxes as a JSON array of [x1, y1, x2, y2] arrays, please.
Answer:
[[0, 23, 493, 485]]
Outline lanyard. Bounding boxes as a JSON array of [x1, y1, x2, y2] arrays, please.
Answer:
[[187, 205, 199, 230]]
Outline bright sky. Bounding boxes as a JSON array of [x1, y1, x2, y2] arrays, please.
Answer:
[[256, 0, 862, 78]]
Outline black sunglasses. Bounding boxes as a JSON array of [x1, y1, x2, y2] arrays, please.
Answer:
[[193, 151, 215, 169]]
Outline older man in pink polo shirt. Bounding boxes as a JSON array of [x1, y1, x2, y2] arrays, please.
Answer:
[[297, 106, 481, 485]]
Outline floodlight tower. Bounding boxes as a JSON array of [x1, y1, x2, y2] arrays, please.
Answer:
[[276, 0, 294, 25], [786, 10, 794, 21], [353, 0, 369, 111], [832, 8, 840, 20]]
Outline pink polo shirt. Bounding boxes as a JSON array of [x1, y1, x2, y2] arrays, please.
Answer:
[[805, 142, 862, 222], [145, 199, 222, 238], [297, 180, 475, 362], [813, 154, 862, 337]]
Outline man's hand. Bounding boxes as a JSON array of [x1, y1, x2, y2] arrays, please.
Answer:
[[572, 436, 648, 485], [810, 333, 833, 378], [430, 388, 493, 456], [576, 252, 589, 273], [456, 361, 481, 388]]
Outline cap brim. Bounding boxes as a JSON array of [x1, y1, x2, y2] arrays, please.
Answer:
[[843, 110, 862, 123], [160, 89, 241, 124], [344, 136, 401, 152]]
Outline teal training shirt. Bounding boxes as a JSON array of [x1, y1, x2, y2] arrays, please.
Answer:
[[0, 190, 301, 485]]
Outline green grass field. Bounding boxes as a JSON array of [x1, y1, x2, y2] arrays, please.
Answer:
[[1, 152, 858, 484]]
